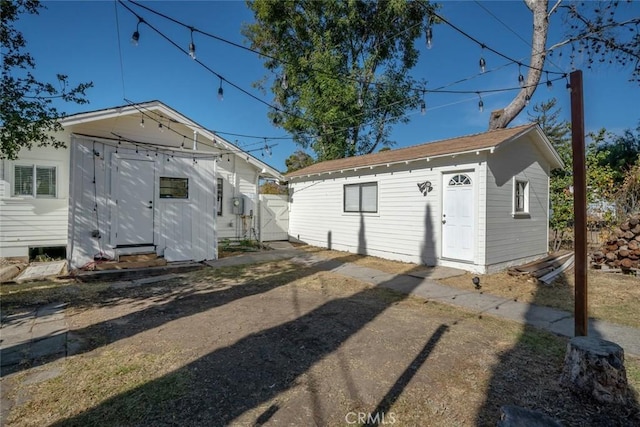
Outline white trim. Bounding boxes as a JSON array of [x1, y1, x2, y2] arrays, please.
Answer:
[[512, 178, 530, 217]]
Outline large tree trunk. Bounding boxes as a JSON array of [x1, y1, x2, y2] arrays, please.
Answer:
[[489, 0, 549, 129]]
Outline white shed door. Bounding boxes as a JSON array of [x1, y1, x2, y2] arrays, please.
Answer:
[[442, 172, 474, 261], [259, 194, 289, 241], [116, 158, 155, 246]]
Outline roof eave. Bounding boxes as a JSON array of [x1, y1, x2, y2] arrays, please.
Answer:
[[287, 146, 497, 180]]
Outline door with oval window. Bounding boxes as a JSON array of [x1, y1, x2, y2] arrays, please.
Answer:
[[442, 172, 474, 261]]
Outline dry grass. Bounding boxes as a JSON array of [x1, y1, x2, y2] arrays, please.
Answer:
[[297, 246, 640, 329], [2, 258, 639, 426], [439, 269, 640, 329]]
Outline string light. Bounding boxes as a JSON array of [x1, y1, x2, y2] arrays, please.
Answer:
[[158, 122, 164, 132], [426, 26, 433, 49], [546, 71, 552, 90], [420, 90, 426, 115], [518, 64, 525, 87], [140, 116, 145, 127], [218, 78, 224, 101], [357, 89, 364, 108], [565, 75, 572, 92], [477, 92, 484, 112], [525, 94, 531, 105], [188, 27, 196, 60], [131, 18, 142, 46], [479, 45, 486, 73], [281, 72, 288, 90]]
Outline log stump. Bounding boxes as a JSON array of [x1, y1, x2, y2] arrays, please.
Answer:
[[560, 336, 629, 405]]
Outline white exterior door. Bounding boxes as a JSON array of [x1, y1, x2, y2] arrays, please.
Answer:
[[442, 172, 474, 261], [116, 158, 155, 246], [259, 194, 289, 241]]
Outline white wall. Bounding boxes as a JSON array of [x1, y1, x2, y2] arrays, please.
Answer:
[[0, 136, 71, 259], [484, 134, 550, 271], [289, 158, 486, 266], [68, 137, 217, 268]]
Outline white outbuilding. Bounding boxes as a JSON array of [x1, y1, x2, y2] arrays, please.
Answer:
[[286, 124, 564, 273]]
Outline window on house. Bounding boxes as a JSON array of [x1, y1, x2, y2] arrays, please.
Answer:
[[217, 178, 223, 216], [344, 182, 377, 213], [159, 177, 189, 199], [14, 165, 56, 198], [514, 180, 529, 213]]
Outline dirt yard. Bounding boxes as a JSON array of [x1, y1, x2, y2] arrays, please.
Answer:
[[1, 254, 639, 426]]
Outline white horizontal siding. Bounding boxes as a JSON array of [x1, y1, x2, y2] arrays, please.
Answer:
[[289, 160, 487, 266], [485, 134, 550, 265], [0, 141, 71, 258]]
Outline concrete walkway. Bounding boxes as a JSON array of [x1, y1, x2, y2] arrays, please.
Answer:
[[0, 303, 68, 376], [207, 245, 640, 356]]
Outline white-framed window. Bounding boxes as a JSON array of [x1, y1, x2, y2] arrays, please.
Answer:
[[159, 177, 189, 199], [513, 179, 529, 215], [14, 165, 57, 198], [217, 177, 223, 216], [344, 182, 377, 213]]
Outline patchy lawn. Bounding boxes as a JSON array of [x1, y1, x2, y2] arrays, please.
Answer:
[[1, 254, 638, 427]]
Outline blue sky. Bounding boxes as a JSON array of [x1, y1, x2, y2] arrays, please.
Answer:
[[15, 1, 640, 172]]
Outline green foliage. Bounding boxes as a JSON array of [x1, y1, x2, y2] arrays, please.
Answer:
[[284, 149, 314, 174], [243, 0, 434, 161], [594, 123, 640, 183], [529, 98, 618, 249], [1, 0, 93, 160]]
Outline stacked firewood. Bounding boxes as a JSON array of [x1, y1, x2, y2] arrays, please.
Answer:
[[591, 216, 640, 270]]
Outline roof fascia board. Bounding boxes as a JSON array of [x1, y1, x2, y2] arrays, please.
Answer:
[[289, 146, 496, 180]]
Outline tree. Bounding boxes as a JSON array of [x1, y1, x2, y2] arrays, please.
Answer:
[[244, 0, 434, 161], [284, 149, 314, 174], [595, 123, 640, 183], [1, 0, 93, 160], [259, 181, 288, 195], [529, 98, 616, 250], [490, 0, 640, 130]]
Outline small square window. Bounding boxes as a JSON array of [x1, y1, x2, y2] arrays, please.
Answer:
[[344, 182, 377, 213], [160, 177, 188, 199], [14, 165, 56, 198]]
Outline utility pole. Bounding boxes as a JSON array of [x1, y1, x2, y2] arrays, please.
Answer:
[[570, 70, 588, 337]]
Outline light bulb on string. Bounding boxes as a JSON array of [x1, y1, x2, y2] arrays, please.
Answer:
[[479, 45, 486, 73], [426, 26, 433, 50], [565, 75, 572, 93], [477, 92, 484, 113], [188, 28, 196, 60], [525, 94, 531, 106], [420, 91, 426, 116], [218, 78, 224, 101], [357, 89, 364, 108], [281, 72, 288, 90], [131, 18, 143, 46], [546, 72, 553, 90], [518, 64, 525, 88], [140, 116, 145, 127]]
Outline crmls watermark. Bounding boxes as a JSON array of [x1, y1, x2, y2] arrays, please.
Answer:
[[344, 411, 397, 425]]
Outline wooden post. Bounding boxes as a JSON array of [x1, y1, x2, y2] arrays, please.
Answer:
[[570, 70, 588, 337]]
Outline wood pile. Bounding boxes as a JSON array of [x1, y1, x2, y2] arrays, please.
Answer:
[[591, 216, 640, 271], [508, 251, 573, 284]]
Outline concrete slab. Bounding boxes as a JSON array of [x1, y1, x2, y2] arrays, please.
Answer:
[[14, 261, 66, 282], [407, 266, 467, 280], [266, 241, 296, 250]]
